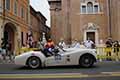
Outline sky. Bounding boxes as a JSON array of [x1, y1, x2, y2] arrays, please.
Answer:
[[30, 0, 50, 27]]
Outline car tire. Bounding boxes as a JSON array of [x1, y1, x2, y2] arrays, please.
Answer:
[[27, 56, 41, 69], [79, 54, 94, 68]]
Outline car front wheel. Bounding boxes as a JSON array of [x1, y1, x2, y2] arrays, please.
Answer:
[[27, 57, 41, 69], [79, 55, 94, 68]]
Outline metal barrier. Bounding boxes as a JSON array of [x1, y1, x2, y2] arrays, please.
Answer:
[[96, 47, 120, 61], [18, 47, 120, 61], [18, 48, 40, 55]]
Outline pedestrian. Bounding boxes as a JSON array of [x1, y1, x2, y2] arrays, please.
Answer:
[[1, 38, 7, 61], [6, 41, 12, 62]]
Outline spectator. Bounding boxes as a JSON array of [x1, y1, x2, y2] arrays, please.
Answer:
[[84, 38, 94, 49], [105, 37, 113, 60], [80, 42, 86, 49], [58, 38, 66, 49], [71, 39, 81, 48], [113, 40, 120, 56]]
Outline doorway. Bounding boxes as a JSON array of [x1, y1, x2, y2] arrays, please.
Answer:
[[4, 23, 15, 52], [86, 32, 95, 43]]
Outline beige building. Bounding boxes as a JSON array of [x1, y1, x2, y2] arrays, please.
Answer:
[[0, 0, 30, 54], [48, 0, 120, 45], [0, 0, 50, 54]]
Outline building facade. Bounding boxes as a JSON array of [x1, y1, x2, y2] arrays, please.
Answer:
[[110, 0, 120, 41], [0, 0, 30, 54], [30, 6, 50, 42], [48, 0, 120, 45]]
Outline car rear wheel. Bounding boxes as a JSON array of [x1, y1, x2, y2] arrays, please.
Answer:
[[27, 57, 41, 69], [79, 54, 94, 68]]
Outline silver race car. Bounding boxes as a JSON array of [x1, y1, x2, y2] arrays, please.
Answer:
[[15, 47, 97, 69]]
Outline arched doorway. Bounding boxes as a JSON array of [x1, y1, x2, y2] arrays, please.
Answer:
[[83, 23, 99, 45], [3, 23, 16, 52]]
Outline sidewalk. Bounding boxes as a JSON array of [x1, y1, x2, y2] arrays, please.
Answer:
[[0, 56, 14, 64]]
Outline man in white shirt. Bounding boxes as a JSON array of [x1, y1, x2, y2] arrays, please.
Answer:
[[84, 38, 94, 49]]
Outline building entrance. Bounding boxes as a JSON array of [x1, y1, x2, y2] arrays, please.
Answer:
[[86, 32, 95, 43], [4, 23, 15, 52]]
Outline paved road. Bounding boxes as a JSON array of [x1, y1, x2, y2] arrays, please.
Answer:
[[0, 77, 120, 80], [0, 61, 120, 80]]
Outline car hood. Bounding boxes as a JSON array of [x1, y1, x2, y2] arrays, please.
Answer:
[[64, 48, 95, 52]]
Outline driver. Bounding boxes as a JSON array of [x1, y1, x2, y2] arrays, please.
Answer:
[[44, 38, 55, 56]]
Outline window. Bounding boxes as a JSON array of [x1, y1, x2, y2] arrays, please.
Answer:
[[5, 0, 10, 10], [26, 33, 28, 42], [26, 11, 28, 23], [21, 32, 23, 46], [94, 5, 98, 13], [81, 5, 86, 13], [87, 2, 93, 13], [21, 7, 24, 18], [0, 0, 2, 12], [14, 0, 17, 15], [81, 1, 99, 14]]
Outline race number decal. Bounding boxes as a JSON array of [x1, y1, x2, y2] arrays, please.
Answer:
[[55, 54, 62, 60]]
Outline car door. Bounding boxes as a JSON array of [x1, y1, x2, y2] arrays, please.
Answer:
[[45, 52, 66, 66]]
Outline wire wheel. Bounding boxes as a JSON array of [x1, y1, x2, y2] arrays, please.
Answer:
[[80, 55, 94, 68], [27, 57, 41, 69]]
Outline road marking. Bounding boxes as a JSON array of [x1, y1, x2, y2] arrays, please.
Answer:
[[101, 71, 120, 74], [101, 71, 120, 77], [0, 74, 88, 79], [0, 72, 120, 79]]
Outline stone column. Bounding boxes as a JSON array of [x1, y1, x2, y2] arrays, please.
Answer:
[[0, 19, 3, 45]]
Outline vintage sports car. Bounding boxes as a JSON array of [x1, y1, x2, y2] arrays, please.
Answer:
[[15, 47, 97, 69]]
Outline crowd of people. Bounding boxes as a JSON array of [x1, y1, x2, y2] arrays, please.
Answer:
[[105, 37, 120, 57], [18, 37, 95, 57], [58, 38, 95, 49], [1, 36, 120, 62], [42, 37, 120, 58]]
